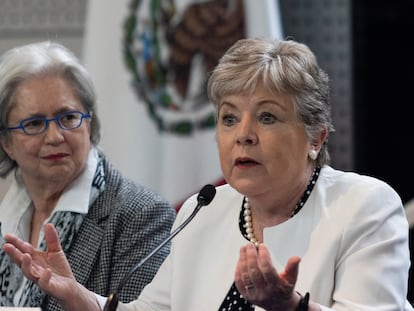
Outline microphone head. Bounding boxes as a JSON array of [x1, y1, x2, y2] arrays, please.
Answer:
[[197, 184, 216, 206]]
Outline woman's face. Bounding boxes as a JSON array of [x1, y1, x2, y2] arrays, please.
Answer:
[[216, 85, 313, 199], [1, 76, 91, 187]]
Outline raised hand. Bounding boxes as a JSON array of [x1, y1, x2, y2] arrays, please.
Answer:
[[235, 243, 301, 310], [2, 223, 81, 305]]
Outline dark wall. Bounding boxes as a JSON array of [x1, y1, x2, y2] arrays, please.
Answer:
[[353, 1, 414, 204], [352, 1, 414, 303]]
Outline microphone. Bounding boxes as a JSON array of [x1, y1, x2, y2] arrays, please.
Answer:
[[103, 184, 216, 311]]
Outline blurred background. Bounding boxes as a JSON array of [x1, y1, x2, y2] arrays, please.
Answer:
[[0, 0, 413, 300]]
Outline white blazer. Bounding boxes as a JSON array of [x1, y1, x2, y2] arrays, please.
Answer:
[[118, 166, 413, 311]]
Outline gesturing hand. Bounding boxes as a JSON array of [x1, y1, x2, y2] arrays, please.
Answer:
[[235, 243, 301, 310], [2, 223, 76, 301]]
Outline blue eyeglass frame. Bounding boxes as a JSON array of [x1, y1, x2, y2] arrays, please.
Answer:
[[7, 110, 92, 136]]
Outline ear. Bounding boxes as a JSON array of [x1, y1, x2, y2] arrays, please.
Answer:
[[308, 126, 329, 161], [0, 136, 14, 160], [312, 126, 329, 151]]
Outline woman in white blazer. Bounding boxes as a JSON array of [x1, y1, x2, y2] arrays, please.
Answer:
[[3, 37, 413, 311]]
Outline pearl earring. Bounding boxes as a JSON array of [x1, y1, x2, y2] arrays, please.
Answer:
[[308, 149, 318, 160]]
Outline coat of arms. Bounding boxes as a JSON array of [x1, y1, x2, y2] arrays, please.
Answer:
[[123, 0, 245, 135]]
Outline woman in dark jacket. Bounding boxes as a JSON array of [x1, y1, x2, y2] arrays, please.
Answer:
[[0, 41, 176, 310]]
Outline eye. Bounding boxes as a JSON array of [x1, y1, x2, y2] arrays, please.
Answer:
[[59, 112, 82, 127], [221, 113, 238, 126], [259, 112, 276, 124], [61, 112, 80, 121], [22, 118, 45, 129]]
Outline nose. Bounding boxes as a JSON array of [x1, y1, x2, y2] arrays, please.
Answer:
[[44, 120, 64, 144], [236, 116, 258, 145]]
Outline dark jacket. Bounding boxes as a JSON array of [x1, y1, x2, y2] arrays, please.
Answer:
[[43, 157, 176, 311]]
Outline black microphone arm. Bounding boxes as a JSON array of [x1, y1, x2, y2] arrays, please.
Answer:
[[103, 184, 216, 311]]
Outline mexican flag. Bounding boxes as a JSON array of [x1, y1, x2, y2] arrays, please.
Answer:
[[82, 0, 283, 208]]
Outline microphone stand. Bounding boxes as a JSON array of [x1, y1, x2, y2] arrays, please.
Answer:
[[103, 184, 216, 311]]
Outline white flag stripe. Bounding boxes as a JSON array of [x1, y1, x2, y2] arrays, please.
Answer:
[[82, 0, 163, 190], [244, 0, 283, 38]]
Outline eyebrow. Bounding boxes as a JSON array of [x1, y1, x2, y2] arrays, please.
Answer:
[[15, 107, 83, 119], [257, 99, 287, 112], [219, 98, 287, 112]]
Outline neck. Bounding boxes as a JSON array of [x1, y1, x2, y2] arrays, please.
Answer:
[[242, 166, 320, 244]]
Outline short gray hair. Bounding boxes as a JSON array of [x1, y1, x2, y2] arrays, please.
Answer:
[[0, 41, 101, 177], [207, 37, 335, 166]]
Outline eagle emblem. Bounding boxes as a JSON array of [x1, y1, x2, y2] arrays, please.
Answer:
[[123, 0, 245, 135]]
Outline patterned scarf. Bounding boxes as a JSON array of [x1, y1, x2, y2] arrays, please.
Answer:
[[0, 157, 105, 307]]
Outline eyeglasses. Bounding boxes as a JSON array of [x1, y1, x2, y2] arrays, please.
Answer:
[[7, 110, 91, 136]]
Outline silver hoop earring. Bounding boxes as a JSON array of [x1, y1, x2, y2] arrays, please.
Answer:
[[308, 149, 318, 161]]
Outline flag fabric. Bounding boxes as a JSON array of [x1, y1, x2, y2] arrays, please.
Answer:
[[82, 0, 283, 208]]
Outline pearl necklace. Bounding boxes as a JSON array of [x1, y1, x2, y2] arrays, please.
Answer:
[[242, 167, 320, 246], [243, 198, 259, 247]]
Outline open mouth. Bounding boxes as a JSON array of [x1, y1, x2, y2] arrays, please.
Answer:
[[235, 158, 259, 166]]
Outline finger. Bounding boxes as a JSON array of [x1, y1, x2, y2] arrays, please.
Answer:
[[258, 244, 281, 292], [4, 234, 35, 254], [2, 242, 24, 267], [37, 267, 52, 289], [245, 243, 260, 281], [257, 244, 277, 274], [235, 244, 258, 294], [235, 245, 249, 284], [20, 253, 41, 280], [280, 256, 301, 286], [44, 223, 63, 253]]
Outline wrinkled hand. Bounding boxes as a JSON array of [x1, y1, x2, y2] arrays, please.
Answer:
[[235, 243, 301, 310], [2, 223, 76, 302]]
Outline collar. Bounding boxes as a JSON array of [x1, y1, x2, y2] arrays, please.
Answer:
[[0, 147, 99, 240]]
